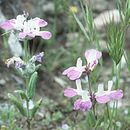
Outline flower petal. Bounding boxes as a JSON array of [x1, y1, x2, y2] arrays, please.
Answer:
[[33, 17, 48, 27], [109, 90, 123, 100], [19, 32, 35, 39], [85, 49, 102, 63], [63, 67, 82, 80], [96, 95, 110, 104], [64, 88, 77, 98], [37, 31, 52, 39], [0, 19, 15, 30], [73, 99, 92, 112], [19, 32, 28, 39], [76, 58, 82, 68], [73, 99, 82, 110], [80, 100, 92, 112]]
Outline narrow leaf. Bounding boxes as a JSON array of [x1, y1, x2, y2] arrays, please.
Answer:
[[30, 98, 42, 118], [8, 93, 27, 117], [27, 72, 38, 99]]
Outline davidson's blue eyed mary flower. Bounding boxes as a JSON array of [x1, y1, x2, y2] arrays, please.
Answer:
[[0, 14, 52, 40], [62, 49, 102, 80]]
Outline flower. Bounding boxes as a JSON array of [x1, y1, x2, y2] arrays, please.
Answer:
[[63, 49, 102, 80], [64, 79, 92, 112], [69, 6, 78, 13], [0, 13, 52, 40], [31, 52, 44, 63], [5, 56, 25, 68], [64, 80, 123, 112], [95, 80, 123, 104], [62, 58, 85, 80], [85, 49, 102, 72]]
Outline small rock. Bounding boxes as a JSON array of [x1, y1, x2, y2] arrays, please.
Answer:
[[42, 2, 55, 14], [62, 124, 70, 130], [0, 79, 6, 85], [8, 33, 23, 56]]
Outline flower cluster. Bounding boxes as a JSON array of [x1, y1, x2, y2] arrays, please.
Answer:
[[0, 13, 52, 40], [63, 49, 123, 112], [63, 49, 102, 80], [6, 52, 44, 76]]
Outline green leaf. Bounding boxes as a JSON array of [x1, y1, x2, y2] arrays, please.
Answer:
[[30, 98, 42, 118], [86, 110, 96, 127], [8, 93, 27, 117], [15, 90, 28, 100], [27, 72, 38, 99], [94, 117, 104, 128], [73, 13, 89, 40]]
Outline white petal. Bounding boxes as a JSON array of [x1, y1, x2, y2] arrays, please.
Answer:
[[97, 83, 104, 92], [76, 79, 82, 90], [108, 80, 113, 91], [76, 57, 82, 68]]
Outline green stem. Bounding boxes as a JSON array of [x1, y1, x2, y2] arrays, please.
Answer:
[[107, 103, 112, 129], [26, 100, 31, 130], [88, 75, 96, 122], [24, 40, 28, 62], [23, 39, 32, 129]]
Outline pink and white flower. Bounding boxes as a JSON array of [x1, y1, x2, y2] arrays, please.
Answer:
[[95, 80, 123, 104], [85, 49, 102, 72], [0, 14, 51, 40], [64, 79, 92, 112], [63, 49, 102, 80], [62, 58, 85, 80], [64, 80, 123, 112]]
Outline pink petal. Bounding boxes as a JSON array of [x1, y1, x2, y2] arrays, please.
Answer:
[[73, 99, 92, 112], [109, 90, 123, 100], [19, 32, 35, 39], [0, 19, 15, 30], [73, 99, 82, 110], [19, 32, 28, 39], [64, 88, 77, 98], [85, 49, 102, 61], [96, 51, 102, 59], [33, 17, 48, 27], [62, 67, 75, 75], [37, 31, 52, 39], [96, 95, 110, 104], [63, 67, 82, 80], [80, 100, 92, 112], [27, 32, 35, 38]]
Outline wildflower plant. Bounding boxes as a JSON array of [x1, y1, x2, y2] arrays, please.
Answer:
[[0, 13, 51, 130], [62, 49, 123, 128]]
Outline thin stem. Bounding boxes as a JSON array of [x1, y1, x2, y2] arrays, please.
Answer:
[[88, 75, 92, 95], [26, 100, 31, 130], [23, 39, 32, 129], [88, 75, 96, 121], [24, 40, 28, 62], [106, 103, 112, 130]]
